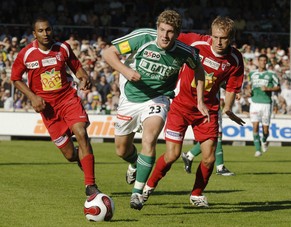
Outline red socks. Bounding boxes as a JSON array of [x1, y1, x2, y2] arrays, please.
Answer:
[[191, 161, 213, 196], [80, 154, 95, 185], [147, 154, 172, 188]]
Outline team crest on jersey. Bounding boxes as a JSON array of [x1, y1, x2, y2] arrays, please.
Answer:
[[203, 57, 220, 70], [264, 74, 270, 80], [143, 50, 161, 61], [56, 52, 62, 61], [221, 62, 231, 71], [42, 57, 57, 67], [26, 60, 39, 69]]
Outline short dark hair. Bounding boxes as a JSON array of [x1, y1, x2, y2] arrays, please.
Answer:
[[32, 16, 50, 31], [258, 54, 268, 61]]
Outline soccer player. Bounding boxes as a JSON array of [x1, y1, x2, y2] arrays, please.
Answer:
[[103, 9, 208, 210], [181, 90, 235, 176], [249, 54, 280, 157], [143, 16, 245, 207], [11, 16, 99, 197]]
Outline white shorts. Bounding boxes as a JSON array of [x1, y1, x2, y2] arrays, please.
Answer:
[[249, 102, 272, 125], [115, 95, 170, 135]]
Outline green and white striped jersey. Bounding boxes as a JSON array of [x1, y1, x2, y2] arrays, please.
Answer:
[[249, 69, 280, 104], [112, 28, 200, 102]]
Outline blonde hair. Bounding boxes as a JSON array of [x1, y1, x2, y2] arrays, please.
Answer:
[[156, 10, 182, 34], [211, 16, 236, 40]]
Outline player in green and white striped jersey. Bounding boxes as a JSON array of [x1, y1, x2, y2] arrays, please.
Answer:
[[248, 54, 281, 157], [103, 9, 209, 210]]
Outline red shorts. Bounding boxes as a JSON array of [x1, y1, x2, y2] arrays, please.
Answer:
[[164, 104, 218, 144], [41, 95, 89, 147]]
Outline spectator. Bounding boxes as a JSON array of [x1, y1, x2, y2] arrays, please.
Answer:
[[96, 75, 111, 104], [3, 89, 13, 110], [280, 82, 291, 114], [1, 70, 11, 91], [73, 10, 88, 25]]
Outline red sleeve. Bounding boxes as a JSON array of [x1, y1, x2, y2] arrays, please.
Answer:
[[11, 49, 27, 81], [63, 42, 82, 74], [225, 49, 245, 93]]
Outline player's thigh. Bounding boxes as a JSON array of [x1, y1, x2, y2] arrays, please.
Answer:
[[261, 103, 272, 126], [142, 115, 164, 147], [249, 102, 262, 123], [164, 108, 189, 143], [141, 96, 170, 123], [193, 113, 219, 142]]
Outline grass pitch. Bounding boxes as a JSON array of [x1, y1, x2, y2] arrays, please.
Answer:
[[0, 140, 291, 227]]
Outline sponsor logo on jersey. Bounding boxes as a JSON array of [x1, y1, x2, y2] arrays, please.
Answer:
[[203, 57, 220, 70], [143, 50, 161, 61], [42, 57, 57, 67], [165, 129, 183, 141], [40, 68, 62, 91], [26, 61, 39, 69], [119, 41, 131, 54], [205, 72, 217, 91], [139, 59, 177, 79], [191, 71, 217, 92]]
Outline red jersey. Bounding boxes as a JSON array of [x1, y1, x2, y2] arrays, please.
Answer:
[[11, 40, 82, 106], [174, 33, 244, 114]]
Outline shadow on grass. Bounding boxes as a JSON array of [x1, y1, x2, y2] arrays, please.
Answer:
[[144, 200, 291, 216], [242, 172, 291, 175], [112, 189, 243, 198], [0, 161, 124, 166]]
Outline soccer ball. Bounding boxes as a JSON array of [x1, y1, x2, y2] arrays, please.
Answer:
[[84, 193, 115, 222]]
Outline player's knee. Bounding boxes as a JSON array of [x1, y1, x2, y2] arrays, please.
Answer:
[[114, 147, 126, 158], [74, 127, 87, 139], [202, 156, 215, 168]]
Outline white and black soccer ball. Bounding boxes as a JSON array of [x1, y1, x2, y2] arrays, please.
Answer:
[[84, 193, 115, 222]]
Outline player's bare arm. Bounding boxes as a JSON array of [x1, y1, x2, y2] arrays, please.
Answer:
[[223, 91, 245, 126], [103, 45, 141, 82], [261, 85, 281, 92], [75, 68, 91, 91], [13, 80, 46, 113], [194, 64, 210, 122]]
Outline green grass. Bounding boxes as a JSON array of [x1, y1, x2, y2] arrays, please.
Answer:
[[0, 140, 291, 227]]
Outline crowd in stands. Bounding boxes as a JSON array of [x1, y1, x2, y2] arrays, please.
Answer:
[[0, 0, 290, 116]]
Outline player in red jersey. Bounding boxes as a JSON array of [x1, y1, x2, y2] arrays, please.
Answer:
[[11, 16, 99, 197], [143, 16, 245, 207]]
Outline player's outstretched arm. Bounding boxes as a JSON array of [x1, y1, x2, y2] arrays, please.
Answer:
[[103, 45, 141, 82]]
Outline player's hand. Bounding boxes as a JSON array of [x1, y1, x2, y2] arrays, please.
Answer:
[[126, 70, 141, 82], [261, 86, 268, 92], [31, 95, 46, 113], [224, 110, 245, 126], [197, 102, 210, 123], [79, 78, 92, 91]]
